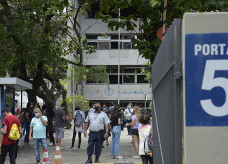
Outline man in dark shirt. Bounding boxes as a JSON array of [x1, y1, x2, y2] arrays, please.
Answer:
[[55, 103, 66, 147], [1, 108, 21, 164]]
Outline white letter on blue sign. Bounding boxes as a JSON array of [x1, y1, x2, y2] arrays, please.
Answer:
[[200, 60, 228, 117], [194, 44, 202, 56]]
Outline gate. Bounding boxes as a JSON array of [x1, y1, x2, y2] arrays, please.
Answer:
[[152, 19, 182, 164]]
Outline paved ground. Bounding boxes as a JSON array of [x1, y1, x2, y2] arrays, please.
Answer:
[[3, 127, 142, 164]]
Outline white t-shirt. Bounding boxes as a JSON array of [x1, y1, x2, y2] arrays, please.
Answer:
[[124, 108, 134, 120], [138, 124, 152, 155]]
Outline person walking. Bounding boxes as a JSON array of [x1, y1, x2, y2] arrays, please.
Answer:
[[84, 102, 110, 163], [55, 103, 67, 147], [45, 104, 56, 146], [138, 115, 153, 164], [23, 102, 33, 146], [110, 105, 124, 159], [127, 106, 141, 159], [29, 107, 48, 164], [103, 105, 110, 146], [124, 103, 134, 135], [69, 107, 85, 150], [0, 108, 21, 164]]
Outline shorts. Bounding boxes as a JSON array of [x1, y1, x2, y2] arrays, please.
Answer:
[[131, 128, 138, 135], [56, 128, 64, 138]]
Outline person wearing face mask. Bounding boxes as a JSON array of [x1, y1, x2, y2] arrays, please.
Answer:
[[84, 102, 110, 163], [124, 103, 134, 135], [138, 104, 147, 115], [29, 107, 48, 164]]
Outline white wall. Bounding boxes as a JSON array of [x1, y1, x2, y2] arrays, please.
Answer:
[[83, 49, 148, 65], [80, 18, 139, 34], [81, 84, 152, 101]]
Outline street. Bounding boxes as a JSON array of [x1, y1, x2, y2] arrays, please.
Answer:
[[5, 127, 142, 164]]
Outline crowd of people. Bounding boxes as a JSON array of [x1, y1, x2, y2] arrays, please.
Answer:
[[1, 101, 153, 164]]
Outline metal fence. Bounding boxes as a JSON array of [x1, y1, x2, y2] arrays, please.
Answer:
[[152, 19, 182, 164]]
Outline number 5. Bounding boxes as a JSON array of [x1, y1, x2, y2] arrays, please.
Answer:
[[200, 60, 228, 117]]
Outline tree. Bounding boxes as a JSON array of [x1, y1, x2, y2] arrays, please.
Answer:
[[94, 0, 228, 62], [92, 0, 227, 84], [0, 0, 95, 106]]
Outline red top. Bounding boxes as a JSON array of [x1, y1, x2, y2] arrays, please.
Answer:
[[2, 115, 21, 145]]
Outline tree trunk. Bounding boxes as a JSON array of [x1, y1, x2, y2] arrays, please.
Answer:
[[26, 90, 37, 104]]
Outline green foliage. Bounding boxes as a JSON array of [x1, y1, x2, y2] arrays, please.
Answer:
[[141, 62, 152, 85], [94, 0, 228, 62], [0, 0, 96, 105], [65, 94, 89, 113], [69, 65, 109, 85]]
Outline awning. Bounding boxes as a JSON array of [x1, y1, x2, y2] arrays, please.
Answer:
[[0, 77, 32, 90]]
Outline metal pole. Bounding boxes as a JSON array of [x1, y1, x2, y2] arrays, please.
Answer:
[[21, 90, 23, 110], [118, 8, 120, 105], [72, 56, 75, 111], [162, 0, 167, 40]]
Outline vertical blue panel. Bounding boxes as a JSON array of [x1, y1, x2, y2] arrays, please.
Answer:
[[185, 33, 228, 126]]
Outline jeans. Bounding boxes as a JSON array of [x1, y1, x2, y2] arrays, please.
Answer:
[[33, 138, 47, 161], [126, 119, 132, 135], [24, 121, 30, 143], [111, 125, 121, 156], [0, 143, 17, 164]]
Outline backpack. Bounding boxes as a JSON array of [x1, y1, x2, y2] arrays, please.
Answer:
[[9, 123, 20, 141], [75, 111, 83, 127], [144, 126, 153, 155]]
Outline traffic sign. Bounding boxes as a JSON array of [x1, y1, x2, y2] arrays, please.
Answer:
[[185, 33, 228, 126]]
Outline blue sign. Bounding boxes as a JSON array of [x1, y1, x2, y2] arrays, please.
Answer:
[[185, 33, 228, 126], [104, 87, 113, 96]]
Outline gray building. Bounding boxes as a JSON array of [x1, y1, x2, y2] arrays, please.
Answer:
[[68, 2, 152, 108]]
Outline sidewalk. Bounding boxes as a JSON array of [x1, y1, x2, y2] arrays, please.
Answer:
[[6, 127, 142, 164]]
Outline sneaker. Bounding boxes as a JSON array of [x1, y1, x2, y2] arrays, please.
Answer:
[[36, 160, 41, 164], [48, 143, 53, 146], [132, 155, 140, 159], [52, 143, 56, 146], [115, 156, 125, 159], [68, 147, 74, 150], [78, 148, 81, 150]]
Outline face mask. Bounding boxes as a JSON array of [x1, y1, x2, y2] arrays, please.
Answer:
[[94, 107, 101, 111], [139, 108, 142, 111], [30, 105, 33, 108], [128, 106, 131, 109], [35, 113, 39, 117], [103, 107, 107, 110]]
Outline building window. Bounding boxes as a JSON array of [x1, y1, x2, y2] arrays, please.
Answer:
[[86, 34, 134, 50], [123, 69, 135, 73], [88, 42, 98, 49], [123, 75, 135, 83], [137, 75, 147, 83], [111, 42, 119, 49], [86, 68, 148, 84], [109, 75, 122, 84], [123, 42, 132, 49], [99, 42, 109, 49]]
